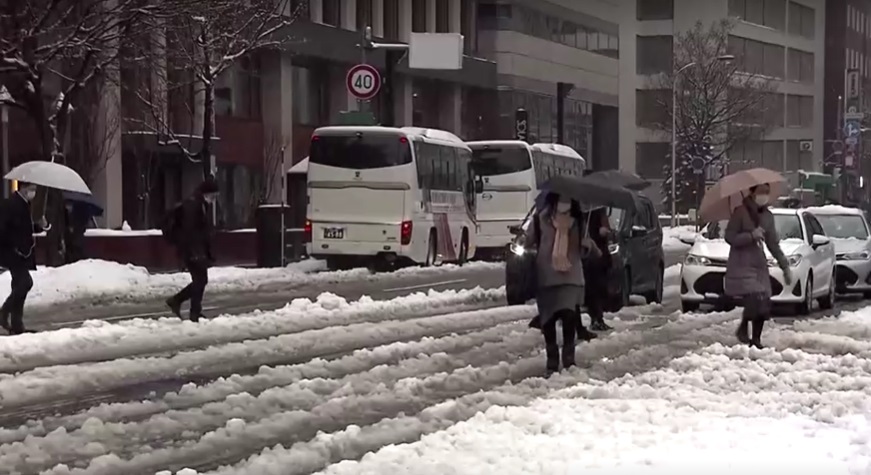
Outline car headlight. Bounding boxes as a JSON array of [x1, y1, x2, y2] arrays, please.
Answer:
[[509, 242, 525, 256], [608, 243, 619, 254], [768, 254, 802, 267], [842, 251, 871, 261], [685, 254, 711, 266]]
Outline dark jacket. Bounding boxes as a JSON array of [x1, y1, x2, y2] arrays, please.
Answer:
[[177, 195, 213, 262], [0, 192, 44, 269]]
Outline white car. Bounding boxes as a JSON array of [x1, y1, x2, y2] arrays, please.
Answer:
[[806, 205, 871, 297], [680, 208, 836, 314]]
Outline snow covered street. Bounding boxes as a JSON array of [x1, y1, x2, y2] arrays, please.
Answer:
[[1, 281, 871, 474]]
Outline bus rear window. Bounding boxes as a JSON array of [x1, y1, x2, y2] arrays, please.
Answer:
[[310, 134, 412, 169], [471, 147, 532, 176]]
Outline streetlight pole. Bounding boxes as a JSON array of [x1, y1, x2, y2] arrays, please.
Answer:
[[0, 85, 10, 199], [670, 54, 734, 227]]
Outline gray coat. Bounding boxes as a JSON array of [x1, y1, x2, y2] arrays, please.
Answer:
[[527, 211, 585, 289], [724, 201, 788, 298]]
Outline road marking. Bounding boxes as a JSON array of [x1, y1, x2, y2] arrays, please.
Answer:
[[383, 279, 467, 293], [48, 305, 221, 328]]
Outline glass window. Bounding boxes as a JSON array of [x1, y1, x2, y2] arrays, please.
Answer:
[[322, 0, 341, 26], [745, 0, 764, 24], [471, 146, 532, 176], [786, 94, 813, 127], [788, 1, 815, 38], [764, 0, 786, 30], [357, 0, 373, 31], [310, 132, 412, 169], [636, 89, 669, 127], [412, 0, 427, 32], [235, 55, 261, 119], [383, 0, 399, 39], [815, 214, 870, 239], [436, 0, 450, 32], [761, 140, 784, 171], [799, 50, 814, 83], [763, 92, 784, 127], [763, 43, 784, 78], [635, 142, 669, 179], [292, 65, 321, 125], [744, 39, 764, 74], [775, 214, 804, 240], [636, 36, 673, 74], [636, 0, 674, 20]]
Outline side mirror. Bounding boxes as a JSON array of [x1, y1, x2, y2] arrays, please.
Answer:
[[509, 225, 523, 236], [630, 225, 647, 237], [812, 234, 830, 247]]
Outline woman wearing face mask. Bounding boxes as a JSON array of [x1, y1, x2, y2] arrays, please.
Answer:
[[0, 182, 50, 334], [724, 184, 791, 348], [525, 192, 597, 375]]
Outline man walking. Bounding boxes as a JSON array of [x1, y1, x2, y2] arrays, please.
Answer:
[[166, 177, 219, 322], [0, 182, 49, 335]]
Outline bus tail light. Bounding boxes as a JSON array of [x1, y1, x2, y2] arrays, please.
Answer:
[[304, 219, 312, 243], [400, 220, 413, 245]]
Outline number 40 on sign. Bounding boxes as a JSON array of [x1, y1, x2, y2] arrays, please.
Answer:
[[346, 64, 382, 101]]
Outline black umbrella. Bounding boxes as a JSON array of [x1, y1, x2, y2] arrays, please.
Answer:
[[535, 175, 639, 211], [585, 169, 650, 191], [63, 190, 104, 217]]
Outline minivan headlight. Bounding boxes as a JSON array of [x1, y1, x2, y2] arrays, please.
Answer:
[[685, 254, 711, 266], [842, 251, 871, 261], [509, 242, 525, 256]]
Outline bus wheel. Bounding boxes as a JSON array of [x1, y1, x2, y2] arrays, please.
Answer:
[[458, 230, 469, 266], [425, 230, 438, 267]]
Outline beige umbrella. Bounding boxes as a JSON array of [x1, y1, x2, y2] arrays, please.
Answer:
[[699, 167, 786, 222]]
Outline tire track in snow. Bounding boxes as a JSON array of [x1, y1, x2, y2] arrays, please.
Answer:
[[34, 313, 733, 475], [0, 304, 537, 411], [0, 287, 507, 374]]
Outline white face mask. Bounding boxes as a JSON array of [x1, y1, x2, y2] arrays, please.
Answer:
[[556, 201, 571, 213], [23, 189, 37, 201], [754, 194, 770, 207]]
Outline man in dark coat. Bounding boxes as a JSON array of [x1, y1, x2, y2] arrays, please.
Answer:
[[0, 182, 50, 334], [166, 177, 219, 323]]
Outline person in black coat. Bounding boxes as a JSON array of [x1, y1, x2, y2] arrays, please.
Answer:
[[0, 182, 50, 334], [584, 207, 613, 331], [166, 177, 219, 322]]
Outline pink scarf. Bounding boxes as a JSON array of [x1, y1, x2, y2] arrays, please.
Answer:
[[551, 211, 574, 272]]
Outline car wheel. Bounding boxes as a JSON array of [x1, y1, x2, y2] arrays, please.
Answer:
[[424, 230, 438, 267], [797, 274, 813, 315], [681, 301, 700, 312], [818, 270, 836, 310]]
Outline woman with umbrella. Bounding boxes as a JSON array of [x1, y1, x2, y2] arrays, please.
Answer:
[[701, 168, 792, 348]]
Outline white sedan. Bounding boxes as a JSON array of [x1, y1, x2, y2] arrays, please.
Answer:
[[680, 208, 836, 315], [806, 205, 871, 297]]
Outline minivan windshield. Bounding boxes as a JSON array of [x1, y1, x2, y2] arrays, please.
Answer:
[[471, 147, 532, 176], [310, 133, 412, 169], [815, 214, 870, 239]]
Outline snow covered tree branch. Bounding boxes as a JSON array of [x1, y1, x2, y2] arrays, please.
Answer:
[[130, 0, 303, 177], [647, 20, 777, 212]]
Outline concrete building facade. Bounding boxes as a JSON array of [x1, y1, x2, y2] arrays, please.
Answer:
[[621, 0, 826, 207]]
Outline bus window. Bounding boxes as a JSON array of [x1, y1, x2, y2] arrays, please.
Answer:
[[471, 147, 532, 176], [311, 133, 412, 169]]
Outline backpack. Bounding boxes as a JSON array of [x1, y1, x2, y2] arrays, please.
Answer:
[[160, 202, 184, 244]]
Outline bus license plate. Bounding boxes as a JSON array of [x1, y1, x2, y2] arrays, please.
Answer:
[[324, 227, 344, 239]]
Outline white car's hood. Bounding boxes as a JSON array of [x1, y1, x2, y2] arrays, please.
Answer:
[[690, 238, 804, 260], [830, 237, 871, 254]]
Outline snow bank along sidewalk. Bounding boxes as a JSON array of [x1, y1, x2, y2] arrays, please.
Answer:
[[0, 258, 502, 309]]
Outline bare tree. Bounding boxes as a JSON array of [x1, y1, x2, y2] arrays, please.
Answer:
[[648, 19, 776, 212], [68, 79, 122, 187], [129, 0, 302, 177]]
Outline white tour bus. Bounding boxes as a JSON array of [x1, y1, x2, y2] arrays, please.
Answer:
[[466, 141, 586, 257], [306, 126, 481, 270]]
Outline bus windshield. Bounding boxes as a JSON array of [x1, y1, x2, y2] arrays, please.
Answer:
[[471, 147, 532, 176], [310, 133, 412, 169]]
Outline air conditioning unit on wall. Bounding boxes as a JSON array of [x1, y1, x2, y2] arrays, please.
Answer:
[[799, 140, 813, 152]]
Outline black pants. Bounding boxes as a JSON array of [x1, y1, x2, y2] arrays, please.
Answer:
[[542, 309, 577, 371], [172, 259, 209, 315], [2, 265, 33, 334]]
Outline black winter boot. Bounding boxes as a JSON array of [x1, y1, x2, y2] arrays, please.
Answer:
[[574, 306, 598, 341], [735, 317, 750, 344], [750, 318, 765, 349]]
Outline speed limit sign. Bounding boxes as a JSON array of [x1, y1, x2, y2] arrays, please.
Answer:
[[346, 64, 381, 101]]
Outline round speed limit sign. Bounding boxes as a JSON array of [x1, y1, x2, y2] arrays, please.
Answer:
[[346, 64, 382, 101]]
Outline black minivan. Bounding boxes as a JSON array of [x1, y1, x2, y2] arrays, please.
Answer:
[[505, 192, 664, 312]]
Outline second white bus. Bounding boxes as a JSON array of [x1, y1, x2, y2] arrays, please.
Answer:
[[467, 141, 586, 257], [306, 126, 481, 270]]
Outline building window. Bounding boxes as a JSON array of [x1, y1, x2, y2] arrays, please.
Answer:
[[292, 65, 323, 125], [436, 0, 450, 32], [215, 163, 260, 229], [461, 0, 474, 53], [357, 0, 373, 31], [235, 56, 261, 119], [478, 3, 619, 59], [383, 0, 399, 40], [729, 0, 785, 30], [636, 142, 670, 179], [763, 92, 784, 127], [412, 0, 427, 32], [636, 0, 673, 21], [787, 48, 814, 83], [786, 94, 813, 127], [636, 89, 669, 128], [322, 0, 341, 27], [730, 36, 784, 78], [788, 1, 815, 39], [636, 35, 673, 74], [785, 139, 813, 171]]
